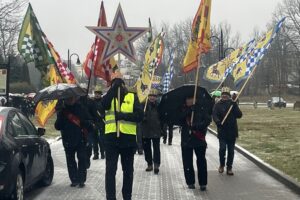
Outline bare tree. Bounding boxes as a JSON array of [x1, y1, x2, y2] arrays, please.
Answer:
[[0, 0, 28, 61]]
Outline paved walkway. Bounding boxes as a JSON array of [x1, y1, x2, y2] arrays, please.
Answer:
[[26, 130, 299, 200]]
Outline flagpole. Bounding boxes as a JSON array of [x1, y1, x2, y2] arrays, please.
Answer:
[[190, 52, 202, 126], [143, 67, 156, 112], [116, 53, 121, 137], [221, 64, 258, 125]]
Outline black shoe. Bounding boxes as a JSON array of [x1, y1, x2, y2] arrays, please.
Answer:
[[145, 164, 153, 172], [200, 185, 206, 191], [188, 184, 195, 189], [163, 139, 166, 144], [70, 182, 79, 187], [78, 183, 85, 188], [101, 154, 105, 159], [93, 155, 99, 160], [154, 163, 159, 174], [168, 142, 172, 145], [138, 149, 143, 155]]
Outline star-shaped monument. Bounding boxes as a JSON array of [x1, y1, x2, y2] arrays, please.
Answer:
[[87, 4, 148, 63]]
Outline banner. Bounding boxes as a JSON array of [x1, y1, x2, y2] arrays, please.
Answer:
[[18, 3, 53, 74], [204, 39, 255, 83], [35, 65, 62, 127], [233, 18, 285, 85], [182, 0, 211, 73], [136, 32, 164, 102]]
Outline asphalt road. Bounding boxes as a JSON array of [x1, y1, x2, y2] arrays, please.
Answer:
[[25, 131, 299, 200]]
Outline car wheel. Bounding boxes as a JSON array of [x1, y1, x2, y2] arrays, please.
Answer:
[[11, 170, 24, 200], [39, 155, 54, 186]]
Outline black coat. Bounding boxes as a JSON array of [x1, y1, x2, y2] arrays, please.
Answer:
[[86, 97, 105, 133], [212, 99, 243, 141], [176, 104, 212, 148], [101, 85, 143, 148], [55, 102, 93, 149], [141, 102, 162, 139]]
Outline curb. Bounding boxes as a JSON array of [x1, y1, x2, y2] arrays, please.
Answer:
[[208, 127, 300, 195]]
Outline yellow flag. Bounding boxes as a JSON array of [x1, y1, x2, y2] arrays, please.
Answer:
[[183, 0, 211, 73], [35, 65, 62, 127]]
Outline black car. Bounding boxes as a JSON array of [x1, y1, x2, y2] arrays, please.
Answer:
[[267, 97, 287, 108], [0, 107, 54, 200]]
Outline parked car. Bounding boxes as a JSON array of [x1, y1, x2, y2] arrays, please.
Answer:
[[267, 97, 287, 108], [0, 107, 54, 200]]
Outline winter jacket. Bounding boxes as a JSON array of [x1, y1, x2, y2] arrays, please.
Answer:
[[177, 104, 212, 148], [141, 102, 162, 139], [212, 99, 242, 141], [54, 102, 93, 149], [101, 85, 143, 148]]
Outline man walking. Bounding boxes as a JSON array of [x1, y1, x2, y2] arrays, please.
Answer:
[[142, 89, 162, 174], [101, 78, 143, 200], [55, 96, 93, 188], [213, 87, 242, 175], [176, 95, 211, 191]]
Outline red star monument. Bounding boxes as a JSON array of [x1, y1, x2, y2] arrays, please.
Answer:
[[87, 4, 148, 63]]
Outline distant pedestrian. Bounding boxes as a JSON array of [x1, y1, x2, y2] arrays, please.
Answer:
[[141, 89, 162, 174], [176, 95, 211, 191], [213, 87, 242, 176], [101, 77, 143, 200], [54, 96, 93, 188]]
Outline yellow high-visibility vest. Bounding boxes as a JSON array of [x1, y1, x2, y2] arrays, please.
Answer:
[[105, 93, 136, 135]]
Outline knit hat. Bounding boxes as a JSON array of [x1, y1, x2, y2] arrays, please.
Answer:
[[221, 87, 231, 96]]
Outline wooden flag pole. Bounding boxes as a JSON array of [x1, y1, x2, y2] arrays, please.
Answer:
[[116, 53, 121, 137], [143, 67, 156, 112], [221, 65, 258, 125], [190, 53, 202, 126]]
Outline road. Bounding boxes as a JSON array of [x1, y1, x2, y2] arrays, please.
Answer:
[[25, 130, 299, 200]]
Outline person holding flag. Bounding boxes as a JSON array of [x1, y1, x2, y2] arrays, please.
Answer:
[[101, 77, 143, 200], [212, 87, 242, 176]]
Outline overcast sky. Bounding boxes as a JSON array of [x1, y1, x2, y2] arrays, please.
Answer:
[[28, 0, 283, 62]]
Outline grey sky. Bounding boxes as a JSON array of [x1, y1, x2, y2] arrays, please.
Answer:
[[29, 0, 283, 62]]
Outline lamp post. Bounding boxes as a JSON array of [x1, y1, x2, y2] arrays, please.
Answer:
[[210, 30, 224, 61], [67, 49, 81, 72]]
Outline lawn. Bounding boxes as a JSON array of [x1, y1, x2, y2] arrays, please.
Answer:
[[211, 106, 300, 183]]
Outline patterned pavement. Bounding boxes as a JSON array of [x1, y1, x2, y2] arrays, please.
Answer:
[[25, 130, 299, 200]]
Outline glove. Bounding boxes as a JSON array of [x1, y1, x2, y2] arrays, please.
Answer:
[[115, 112, 127, 121], [111, 78, 124, 89]]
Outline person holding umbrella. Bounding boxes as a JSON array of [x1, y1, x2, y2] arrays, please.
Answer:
[[141, 88, 162, 174], [177, 95, 212, 191], [212, 87, 242, 176], [54, 96, 93, 188], [101, 77, 143, 200]]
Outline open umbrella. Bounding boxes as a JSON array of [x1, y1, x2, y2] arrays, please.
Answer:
[[158, 85, 214, 125], [34, 83, 87, 103]]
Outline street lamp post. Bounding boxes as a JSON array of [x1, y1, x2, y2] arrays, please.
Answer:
[[67, 49, 81, 72]]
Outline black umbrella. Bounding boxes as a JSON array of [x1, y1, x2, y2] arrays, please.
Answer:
[[34, 83, 87, 103], [158, 85, 214, 125]]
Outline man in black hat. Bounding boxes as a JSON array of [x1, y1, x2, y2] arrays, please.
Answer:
[[101, 78, 143, 200], [213, 87, 242, 176]]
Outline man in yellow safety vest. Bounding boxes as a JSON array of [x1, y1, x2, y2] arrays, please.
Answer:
[[101, 78, 143, 200]]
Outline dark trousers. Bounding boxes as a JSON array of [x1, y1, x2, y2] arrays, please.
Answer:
[[163, 124, 173, 143], [181, 146, 207, 186], [219, 138, 235, 169], [105, 145, 135, 200], [136, 123, 143, 151], [64, 142, 87, 184], [142, 138, 161, 165], [93, 132, 105, 156]]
